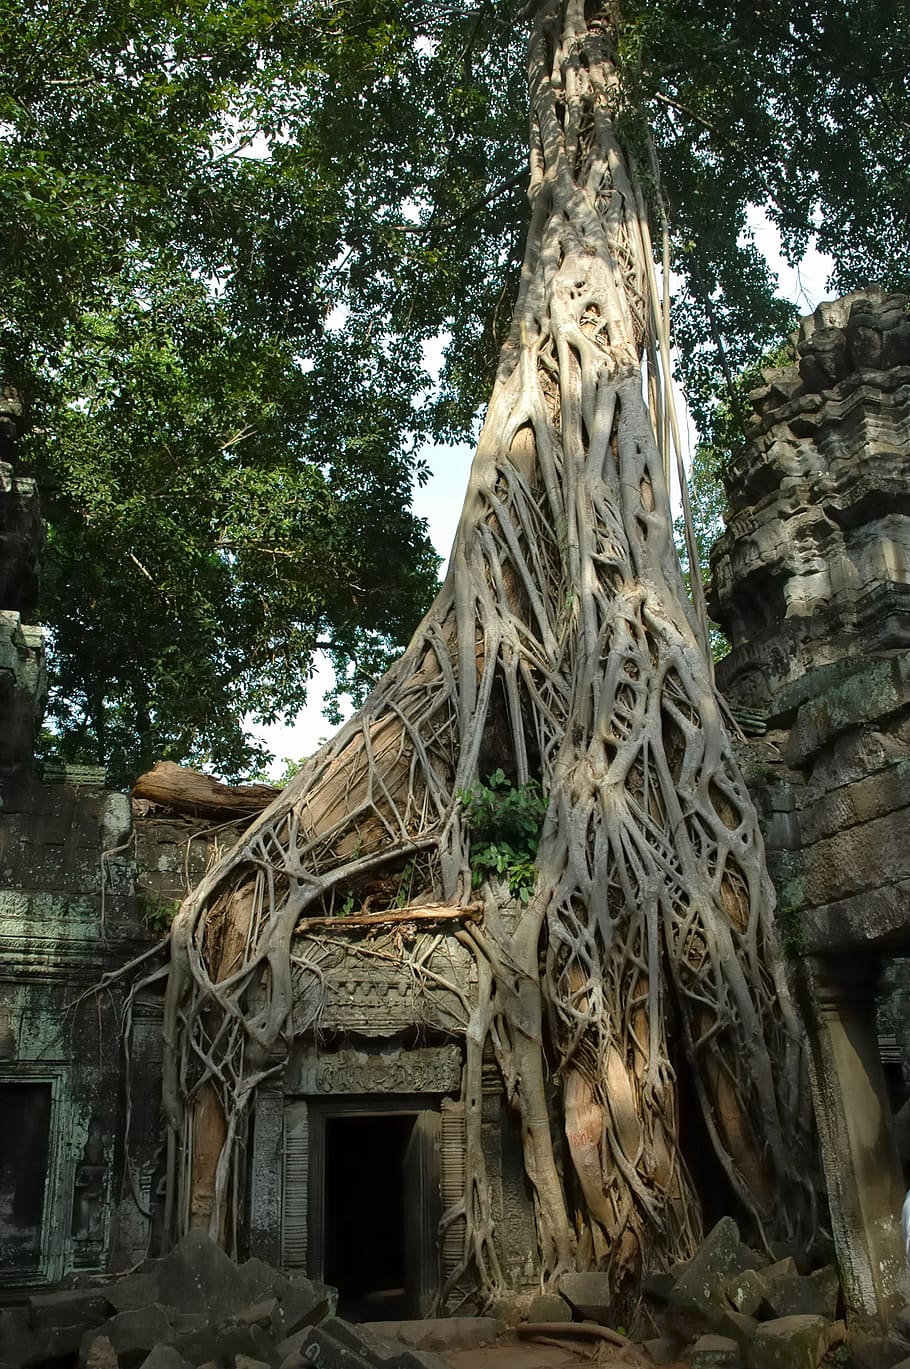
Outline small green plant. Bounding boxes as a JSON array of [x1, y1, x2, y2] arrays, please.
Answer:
[[142, 893, 182, 936], [458, 769, 547, 904]]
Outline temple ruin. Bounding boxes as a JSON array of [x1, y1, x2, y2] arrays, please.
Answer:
[[2, 291, 910, 1340]]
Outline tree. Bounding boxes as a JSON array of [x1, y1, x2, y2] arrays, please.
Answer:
[[158, 0, 826, 1302], [4, 0, 906, 775]]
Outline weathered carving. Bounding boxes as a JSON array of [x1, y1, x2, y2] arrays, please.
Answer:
[[711, 289, 910, 719], [291, 1045, 462, 1096]]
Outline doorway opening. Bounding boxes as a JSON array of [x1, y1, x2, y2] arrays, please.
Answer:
[[0, 1082, 52, 1272], [324, 1112, 416, 1320]]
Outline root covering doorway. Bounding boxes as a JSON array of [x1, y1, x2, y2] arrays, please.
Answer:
[[307, 1097, 440, 1319]]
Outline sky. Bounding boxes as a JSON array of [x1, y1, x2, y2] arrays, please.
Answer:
[[248, 209, 836, 777]]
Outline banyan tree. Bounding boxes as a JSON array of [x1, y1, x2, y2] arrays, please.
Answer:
[[160, 0, 819, 1302]]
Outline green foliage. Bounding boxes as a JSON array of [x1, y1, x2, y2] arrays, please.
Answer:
[[458, 770, 546, 903], [3, 0, 907, 776], [141, 892, 182, 936]]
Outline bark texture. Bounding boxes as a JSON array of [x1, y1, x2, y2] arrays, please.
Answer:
[[161, 0, 818, 1299]]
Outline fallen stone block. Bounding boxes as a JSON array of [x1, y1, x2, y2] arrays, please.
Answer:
[[557, 1273, 612, 1324], [229, 1304, 277, 1333], [527, 1294, 571, 1323], [29, 1291, 114, 1332], [746, 1315, 830, 1369], [271, 1281, 332, 1340], [713, 1311, 758, 1352], [806, 1267, 840, 1321], [723, 1271, 765, 1317], [138, 1348, 193, 1369], [689, 1334, 741, 1368], [760, 1275, 835, 1321], [101, 1306, 176, 1369], [671, 1219, 765, 1323], [298, 1320, 447, 1369]]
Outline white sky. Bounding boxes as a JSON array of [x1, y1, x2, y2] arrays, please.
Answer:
[[248, 208, 835, 776]]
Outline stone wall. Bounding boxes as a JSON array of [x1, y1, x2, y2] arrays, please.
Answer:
[[709, 289, 910, 1327]]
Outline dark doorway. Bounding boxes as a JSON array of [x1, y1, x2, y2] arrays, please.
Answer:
[[324, 1112, 416, 1320], [0, 1082, 52, 1271]]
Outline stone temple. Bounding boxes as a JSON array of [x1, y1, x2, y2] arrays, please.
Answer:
[[2, 290, 910, 1333]]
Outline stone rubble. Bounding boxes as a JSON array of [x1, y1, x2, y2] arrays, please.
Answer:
[[1, 1224, 906, 1369]]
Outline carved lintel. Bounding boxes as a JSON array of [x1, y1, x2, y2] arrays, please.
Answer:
[[293, 1045, 462, 1096]]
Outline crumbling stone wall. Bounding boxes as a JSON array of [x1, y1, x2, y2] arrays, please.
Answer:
[[710, 288, 910, 1326]]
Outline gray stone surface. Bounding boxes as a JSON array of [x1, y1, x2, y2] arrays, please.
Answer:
[[556, 1273, 612, 1323], [670, 1219, 765, 1319], [526, 1295, 572, 1323], [747, 1316, 832, 1369], [138, 1349, 193, 1369], [689, 1334, 740, 1368]]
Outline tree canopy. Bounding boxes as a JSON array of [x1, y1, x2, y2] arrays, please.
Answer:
[[1, 0, 906, 777]]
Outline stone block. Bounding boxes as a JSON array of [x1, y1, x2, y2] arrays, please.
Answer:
[[271, 1280, 332, 1338], [297, 1320, 446, 1369], [724, 1271, 765, 1316], [29, 1290, 114, 1331], [556, 1273, 612, 1323], [138, 1350, 192, 1369], [747, 1316, 830, 1369], [103, 1306, 176, 1369], [689, 1334, 741, 1368], [761, 1271, 839, 1321], [712, 1312, 758, 1352], [527, 1294, 572, 1322], [671, 1219, 765, 1320]]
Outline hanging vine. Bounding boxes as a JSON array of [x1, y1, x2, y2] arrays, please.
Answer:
[[159, 0, 818, 1303]]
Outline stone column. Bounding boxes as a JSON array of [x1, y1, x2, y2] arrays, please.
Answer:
[[799, 955, 908, 1327]]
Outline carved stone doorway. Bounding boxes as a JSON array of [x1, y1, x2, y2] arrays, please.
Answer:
[[303, 1097, 440, 1319]]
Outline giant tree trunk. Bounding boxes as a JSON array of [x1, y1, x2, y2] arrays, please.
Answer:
[[161, 0, 817, 1297]]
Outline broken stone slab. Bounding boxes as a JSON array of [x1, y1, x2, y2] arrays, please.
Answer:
[[556, 1273, 612, 1324], [176, 1322, 275, 1368], [746, 1315, 836, 1369], [94, 1306, 176, 1369], [671, 1219, 766, 1322], [760, 1272, 838, 1321], [138, 1348, 192, 1369], [297, 1320, 448, 1369], [359, 1320, 500, 1352], [28, 1290, 115, 1331], [689, 1334, 741, 1368], [723, 1271, 765, 1317], [107, 1233, 280, 1322], [234, 1358, 272, 1369], [270, 1281, 333, 1340]]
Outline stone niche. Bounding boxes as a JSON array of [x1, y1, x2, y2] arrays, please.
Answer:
[[709, 289, 910, 1328]]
